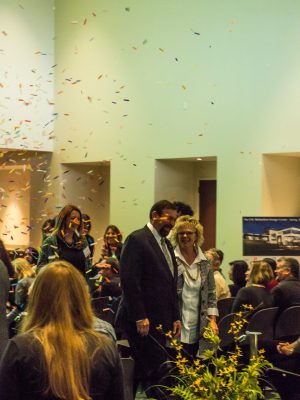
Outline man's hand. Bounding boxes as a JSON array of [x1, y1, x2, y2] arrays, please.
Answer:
[[136, 318, 150, 336], [277, 342, 295, 356], [172, 320, 181, 338]]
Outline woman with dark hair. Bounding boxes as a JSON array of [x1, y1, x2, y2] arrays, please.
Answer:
[[231, 261, 274, 313], [24, 247, 39, 268], [37, 205, 92, 277], [0, 239, 15, 354], [0, 260, 124, 400], [228, 260, 248, 297], [100, 225, 123, 262]]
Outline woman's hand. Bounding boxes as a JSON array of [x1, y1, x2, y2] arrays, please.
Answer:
[[209, 318, 219, 335]]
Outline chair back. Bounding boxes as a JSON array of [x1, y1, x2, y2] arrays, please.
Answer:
[[121, 357, 135, 400], [266, 368, 300, 400], [275, 305, 300, 341], [91, 296, 114, 324], [246, 307, 278, 341], [218, 312, 236, 348], [217, 297, 235, 321]]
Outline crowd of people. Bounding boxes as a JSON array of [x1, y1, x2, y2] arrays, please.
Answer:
[[0, 200, 299, 399]]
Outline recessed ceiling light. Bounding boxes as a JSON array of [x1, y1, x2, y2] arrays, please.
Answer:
[[196, 158, 202, 161]]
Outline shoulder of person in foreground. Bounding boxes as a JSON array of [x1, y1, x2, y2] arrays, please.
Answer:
[[93, 316, 117, 342]]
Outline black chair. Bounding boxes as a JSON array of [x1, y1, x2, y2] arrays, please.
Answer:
[[111, 296, 121, 325], [266, 367, 300, 400], [121, 357, 135, 400], [246, 307, 279, 341], [218, 312, 237, 349], [275, 306, 300, 342], [217, 297, 235, 322], [91, 296, 115, 324]]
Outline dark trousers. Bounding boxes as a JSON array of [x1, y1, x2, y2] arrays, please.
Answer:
[[181, 342, 199, 360], [126, 323, 170, 399]]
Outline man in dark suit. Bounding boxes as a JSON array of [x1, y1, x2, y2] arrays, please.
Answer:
[[119, 200, 181, 397], [272, 257, 300, 311]]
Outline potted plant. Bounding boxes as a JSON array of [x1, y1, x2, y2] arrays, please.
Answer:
[[157, 311, 272, 399]]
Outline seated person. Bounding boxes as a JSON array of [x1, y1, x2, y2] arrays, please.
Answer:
[[278, 337, 300, 356], [100, 225, 123, 262], [12, 258, 35, 311], [205, 249, 231, 300], [272, 257, 300, 312], [263, 257, 278, 291], [0, 260, 124, 400], [93, 258, 122, 298], [231, 260, 274, 313], [24, 247, 39, 271], [228, 260, 248, 297], [271, 337, 300, 376], [82, 214, 95, 260]]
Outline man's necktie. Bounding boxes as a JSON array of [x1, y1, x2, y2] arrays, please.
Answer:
[[161, 238, 174, 276]]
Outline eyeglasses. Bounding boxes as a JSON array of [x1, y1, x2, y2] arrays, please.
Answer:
[[178, 231, 196, 236]]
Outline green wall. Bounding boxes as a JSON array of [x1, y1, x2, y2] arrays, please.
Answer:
[[53, 0, 300, 266]]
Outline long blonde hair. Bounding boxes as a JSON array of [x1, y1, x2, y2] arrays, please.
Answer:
[[21, 260, 104, 400], [12, 257, 35, 280]]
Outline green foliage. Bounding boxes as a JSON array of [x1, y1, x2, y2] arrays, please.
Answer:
[[160, 312, 272, 400]]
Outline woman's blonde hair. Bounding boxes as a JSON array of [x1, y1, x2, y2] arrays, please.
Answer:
[[21, 260, 105, 400], [12, 257, 35, 280], [171, 215, 204, 247], [249, 261, 274, 285]]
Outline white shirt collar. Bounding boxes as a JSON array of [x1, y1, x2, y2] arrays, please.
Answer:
[[147, 221, 162, 244], [174, 245, 206, 265]]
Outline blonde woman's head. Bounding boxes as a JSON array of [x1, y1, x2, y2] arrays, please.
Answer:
[[171, 215, 204, 248], [24, 260, 93, 331], [22, 260, 103, 400], [12, 257, 35, 280]]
